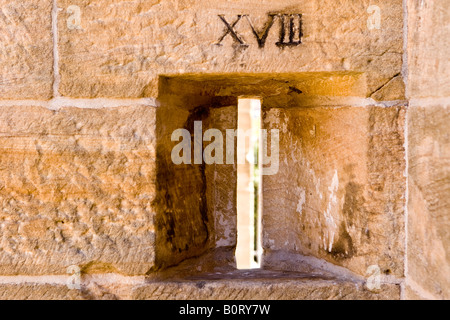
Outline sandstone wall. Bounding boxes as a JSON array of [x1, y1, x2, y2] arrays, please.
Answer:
[[405, 0, 450, 300], [262, 106, 406, 278], [55, 0, 403, 99], [0, 0, 446, 300], [0, 0, 53, 99], [0, 105, 157, 275]]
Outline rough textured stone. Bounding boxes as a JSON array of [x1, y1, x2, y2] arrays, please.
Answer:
[[205, 107, 237, 248], [134, 255, 401, 300], [405, 0, 450, 300], [0, 105, 157, 275], [0, 275, 138, 300], [57, 0, 403, 99], [0, 283, 86, 300], [407, 0, 450, 98], [153, 98, 210, 270], [159, 72, 368, 103], [407, 104, 450, 300], [404, 283, 439, 300], [404, 285, 424, 300], [262, 106, 406, 277], [154, 90, 238, 269], [0, 0, 53, 99], [1, 0, 450, 303], [370, 74, 405, 102], [132, 278, 400, 300], [0, 268, 401, 300], [156, 75, 407, 279]]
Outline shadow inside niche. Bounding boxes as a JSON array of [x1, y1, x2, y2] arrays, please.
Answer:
[[151, 75, 239, 272], [149, 72, 367, 274]]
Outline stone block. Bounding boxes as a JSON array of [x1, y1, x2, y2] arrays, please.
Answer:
[[407, 0, 450, 98], [0, 0, 53, 99], [407, 104, 450, 299], [57, 0, 404, 99], [0, 105, 157, 275], [262, 105, 406, 277]]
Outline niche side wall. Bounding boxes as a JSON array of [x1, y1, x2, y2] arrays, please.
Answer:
[[262, 103, 406, 278]]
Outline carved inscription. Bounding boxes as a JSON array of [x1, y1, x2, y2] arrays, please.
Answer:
[[216, 14, 303, 48], [217, 15, 248, 46]]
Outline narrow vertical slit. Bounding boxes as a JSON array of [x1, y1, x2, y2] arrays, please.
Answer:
[[236, 98, 261, 269]]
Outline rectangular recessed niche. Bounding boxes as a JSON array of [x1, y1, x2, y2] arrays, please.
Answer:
[[153, 72, 386, 278]]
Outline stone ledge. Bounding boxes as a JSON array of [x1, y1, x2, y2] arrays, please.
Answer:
[[0, 269, 401, 300], [133, 278, 400, 300]]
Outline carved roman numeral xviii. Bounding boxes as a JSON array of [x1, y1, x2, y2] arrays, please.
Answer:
[[216, 13, 303, 48]]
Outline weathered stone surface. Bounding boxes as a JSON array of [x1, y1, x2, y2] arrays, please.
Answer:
[[160, 72, 368, 106], [0, 283, 85, 300], [370, 74, 405, 102], [0, 0, 53, 99], [132, 278, 400, 300], [0, 268, 401, 300], [0, 275, 138, 300], [154, 90, 238, 269], [407, 0, 450, 98], [205, 107, 237, 248], [407, 104, 450, 300], [262, 106, 406, 277], [0, 105, 157, 275], [57, 0, 403, 99], [2, 0, 450, 303], [404, 285, 425, 300], [156, 76, 407, 278], [153, 98, 211, 270], [404, 283, 436, 300], [135, 254, 400, 300]]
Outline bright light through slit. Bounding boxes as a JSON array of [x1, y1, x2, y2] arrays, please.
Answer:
[[236, 98, 262, 269]]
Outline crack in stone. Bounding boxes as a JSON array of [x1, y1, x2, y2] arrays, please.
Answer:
[[370, 73, 401, 98]]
